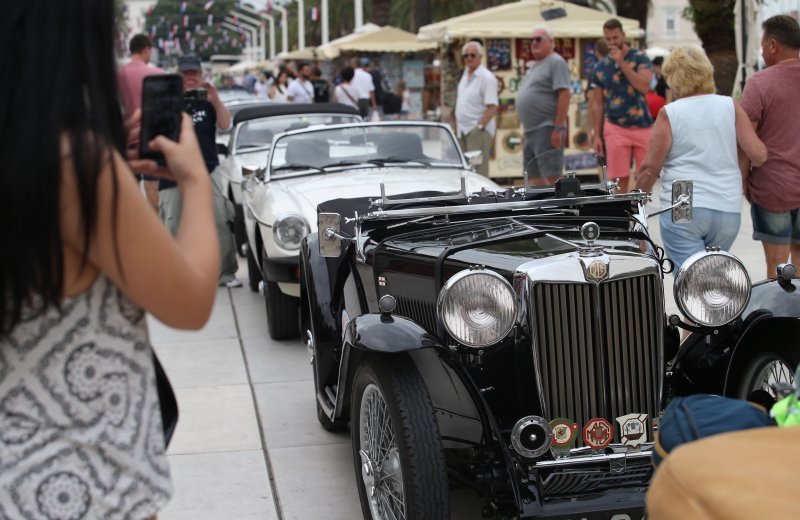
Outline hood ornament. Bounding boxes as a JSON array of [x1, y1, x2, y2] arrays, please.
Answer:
[[578, 222, 604, 258]]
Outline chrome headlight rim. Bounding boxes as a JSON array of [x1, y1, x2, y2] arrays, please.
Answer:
[[674, 250, 751, 327], [272, 212, 310, 251], [436, 268, 518, 348]]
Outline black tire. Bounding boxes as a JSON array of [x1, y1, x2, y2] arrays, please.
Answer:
[[264, 279, 299, 340], [736, 349, 798, 401], [246, 243, 262, 293], [351, 355, 448, 520], [234, 203, 247, 257]]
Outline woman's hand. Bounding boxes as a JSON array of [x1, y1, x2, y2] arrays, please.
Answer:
[[124, 110, 160, 175], [148, 114, 209, 188]]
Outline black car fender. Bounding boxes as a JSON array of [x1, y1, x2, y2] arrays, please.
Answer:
[[723, 278, 800, 394]]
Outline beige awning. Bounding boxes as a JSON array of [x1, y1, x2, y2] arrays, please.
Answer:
[[317, 24, 438, 59], [418, 0, 642, 41], [278, 47, 320, 61]]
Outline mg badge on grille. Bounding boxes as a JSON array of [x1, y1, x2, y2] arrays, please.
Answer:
[[616, 413, 648, 448], [583, 418, 614, 449], [586, 260, 608, 281]]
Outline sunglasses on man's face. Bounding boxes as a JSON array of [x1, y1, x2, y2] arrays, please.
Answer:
[[463, 53, 478, 58], [531, 36, 546, 43]]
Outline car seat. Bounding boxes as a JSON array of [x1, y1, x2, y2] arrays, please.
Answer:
[[377, 132, 425, 161]]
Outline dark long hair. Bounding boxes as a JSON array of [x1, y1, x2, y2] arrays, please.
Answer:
[[0, 0, 125, 336]]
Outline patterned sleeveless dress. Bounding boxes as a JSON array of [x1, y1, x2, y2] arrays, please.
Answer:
[[0, 275, 172, 519]]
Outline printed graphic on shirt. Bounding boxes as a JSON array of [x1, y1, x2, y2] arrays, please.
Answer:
[[591, 49, 653, 128]]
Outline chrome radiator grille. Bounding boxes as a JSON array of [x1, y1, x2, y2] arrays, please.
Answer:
[[530, 275, 662, 446]]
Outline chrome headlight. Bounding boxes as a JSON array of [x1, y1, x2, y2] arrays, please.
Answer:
[[437, 269, 518, 347], [273, 213, 309, 250], [674, 251, 751, 327]]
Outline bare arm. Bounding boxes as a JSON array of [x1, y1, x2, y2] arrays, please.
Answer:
[[478, 104, 498, 128], [204, 81, 231, 129], [634, 107, 672, 193], [589, 87, 605, 155], [551, 88, 571, 148], [61, 115, 219, 329], [734, 101, 767, 166]]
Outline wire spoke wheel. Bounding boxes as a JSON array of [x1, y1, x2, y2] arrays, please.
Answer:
[[359, 384, 405, 520], [750, 359, 795, 397], [351, 356, 449, 520], [738, 351, 798, 401]]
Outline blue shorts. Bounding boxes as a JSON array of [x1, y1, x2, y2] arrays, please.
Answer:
[[750, 203, 800, 244], [660, 208, 740, 272]]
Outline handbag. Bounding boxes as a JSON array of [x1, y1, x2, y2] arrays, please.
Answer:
[[152, 351, 179, 447]]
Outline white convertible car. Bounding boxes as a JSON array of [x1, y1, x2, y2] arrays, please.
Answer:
[[242, 121, 499, 339], [216, 103, 361, 255]]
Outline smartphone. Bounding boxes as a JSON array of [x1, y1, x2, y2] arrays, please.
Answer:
[[140, 74, 184, 165]]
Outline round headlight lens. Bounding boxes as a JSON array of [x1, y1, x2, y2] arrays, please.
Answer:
[[437, 269, 518, 347], [674, 251, 751, 327], [273, 213, 309, 250]]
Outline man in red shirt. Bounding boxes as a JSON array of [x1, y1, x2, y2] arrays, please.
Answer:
[[117, 34, 165, 210], [740, 15, 800, 278]]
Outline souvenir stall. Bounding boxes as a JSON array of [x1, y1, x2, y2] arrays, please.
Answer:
[[316, 24, 438, 119], [418, 0, 642, 179]]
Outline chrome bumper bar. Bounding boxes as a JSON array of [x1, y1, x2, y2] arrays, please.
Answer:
[[536, 443, 654, 468]]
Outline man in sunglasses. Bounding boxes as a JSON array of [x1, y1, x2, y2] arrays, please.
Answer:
[[455, 41, 498, 176], [515, 25, 571, 186], [588, 18, 653, 192]]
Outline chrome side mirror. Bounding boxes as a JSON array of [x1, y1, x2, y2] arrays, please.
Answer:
[[242, 164, 265, 180], [671, 180, 693, 223], [318, 213, 343, 257], [464, 150, 483, 167]]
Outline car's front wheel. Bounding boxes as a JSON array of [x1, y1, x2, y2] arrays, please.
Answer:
[[736, 349, 798, 402], [351, 355, 448, 520], [263, 279, 299, 340]]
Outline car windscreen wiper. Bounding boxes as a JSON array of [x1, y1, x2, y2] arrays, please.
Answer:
[[321, 160, 372, 169], [272, 163, 325, 173], [367, 157, 431, 167]]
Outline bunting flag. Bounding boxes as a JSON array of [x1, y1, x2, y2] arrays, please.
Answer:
[[207, 14, 213, 26], [203, 0, 215, 11], [147, 5, 154, 15], [182, 15, 188, 28], [159, 16, 165, 25], [185, 30, 191, 41], [311, 6, 318, 22], [266, 0, 272, 14], [190, 37, 196, 51], [180, 2, 187, 14], [195, 23, 202, 33]]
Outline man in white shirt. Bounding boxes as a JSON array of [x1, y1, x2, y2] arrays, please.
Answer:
[[286, 63, 315, 103], [455, 41, 498, 177], [351, 57, 377, 118]]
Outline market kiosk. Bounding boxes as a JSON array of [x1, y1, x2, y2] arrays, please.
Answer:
[[418, 0, 641, 179]]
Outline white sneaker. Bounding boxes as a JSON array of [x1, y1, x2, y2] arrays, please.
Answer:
[[225, 278, 243, 288]]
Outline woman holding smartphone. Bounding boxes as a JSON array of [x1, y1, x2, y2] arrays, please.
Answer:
[[0, 1, 219, 518]]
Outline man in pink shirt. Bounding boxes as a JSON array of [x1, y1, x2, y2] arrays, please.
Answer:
[[117, 34, 165, 210], [740, 15, 800, 279]]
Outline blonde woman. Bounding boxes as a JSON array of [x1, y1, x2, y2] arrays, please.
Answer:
[[634, 46, 767, 270]]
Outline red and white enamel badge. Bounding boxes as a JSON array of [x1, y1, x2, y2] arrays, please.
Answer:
[[583, 418, 614, 449]]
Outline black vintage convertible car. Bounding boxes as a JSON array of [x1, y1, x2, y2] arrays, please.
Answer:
[[300, 146, 799, 520]]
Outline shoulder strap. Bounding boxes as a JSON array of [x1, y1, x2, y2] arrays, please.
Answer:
[[341, 85, 358, 105]]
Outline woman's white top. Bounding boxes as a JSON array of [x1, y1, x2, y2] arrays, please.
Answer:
[[660, 94, 741, 212], [270, 84, 288, 102]]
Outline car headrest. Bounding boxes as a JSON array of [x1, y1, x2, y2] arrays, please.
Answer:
[[377, 132, 424, 160], [286, 138, 329, 167]]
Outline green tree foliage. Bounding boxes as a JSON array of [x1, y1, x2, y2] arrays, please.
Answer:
[[145, 0, 243, 61], [684, 0, 737, 94]]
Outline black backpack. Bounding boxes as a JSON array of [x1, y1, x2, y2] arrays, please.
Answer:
[[383, 92, 402, 115]]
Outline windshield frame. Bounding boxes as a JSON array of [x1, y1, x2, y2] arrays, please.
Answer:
[[263, 121, 469, 182]]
